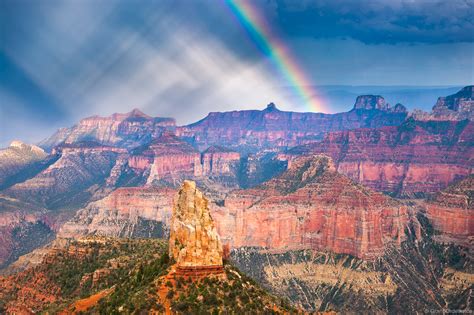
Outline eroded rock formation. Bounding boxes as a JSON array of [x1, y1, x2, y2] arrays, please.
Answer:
[[0, 141, 50, 189], [213, 155, 410, 260], [59, 187, 175, 239], [169, 180, 223, 268]]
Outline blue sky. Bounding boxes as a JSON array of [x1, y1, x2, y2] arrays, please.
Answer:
[[1, 0, 473, 146]]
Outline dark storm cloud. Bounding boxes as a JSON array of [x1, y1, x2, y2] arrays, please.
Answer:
[[271, 0, 474, 44], [0, 0, 472, 146]]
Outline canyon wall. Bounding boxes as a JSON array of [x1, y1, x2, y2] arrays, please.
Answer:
[[59, 187, 175, 239], [282, 119, 473, 196], [213, 155, 411, 260], [424, 176, 473, 246]]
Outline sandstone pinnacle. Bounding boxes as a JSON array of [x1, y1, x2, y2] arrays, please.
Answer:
[[169, 180, 223, 267]]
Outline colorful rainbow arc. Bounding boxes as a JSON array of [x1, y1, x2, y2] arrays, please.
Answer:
[[225, 0, 324, 112]]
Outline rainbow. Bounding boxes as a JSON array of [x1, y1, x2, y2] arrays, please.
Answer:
[[225, 0, 324, 112]]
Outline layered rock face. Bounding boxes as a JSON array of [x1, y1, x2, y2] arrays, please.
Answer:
[[425, 176, 473, 246], [0, 141, 51, 189], [282, 119, 473, 196], [412, 85, 474, 121], [201, 146, 240, 177], [5, 143, 122, 209], [231, 238, 473, 313], [129, 134, 242, 187], [59, 187, 175, 239], [39, 109, 175, 151], [177, 100, 407, 151], [144, 133, 202, 185], [169, 180, 223, 267], [213, 155, 409, 260]]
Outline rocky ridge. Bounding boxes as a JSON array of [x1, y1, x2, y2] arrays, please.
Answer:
[[0, 238, 295, 313], [177, 99, 407, 152], [412, 85, 474, 121], [59, 187, 175, 239], [39, 109, 175, 151], [0, 141, 51, 190]]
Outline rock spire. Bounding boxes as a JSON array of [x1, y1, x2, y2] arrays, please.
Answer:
[[169, 180, 223, 268]]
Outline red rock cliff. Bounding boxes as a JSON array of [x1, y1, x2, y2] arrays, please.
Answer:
[[282, 119, 473, 196], [213, 155, 410, 260], [424, 176, 473, 246]]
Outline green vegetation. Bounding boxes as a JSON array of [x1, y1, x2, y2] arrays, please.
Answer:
[[3, 237, 298, 314], [166, 265, 297, 314], [33, 238, 168, 313]]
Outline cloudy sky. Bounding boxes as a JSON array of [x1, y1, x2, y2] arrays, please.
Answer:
[[1, 0, 473, 146]]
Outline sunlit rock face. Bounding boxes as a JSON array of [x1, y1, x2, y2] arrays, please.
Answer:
[[201, 146, 240, 177], [5, 143, 122, 209], [144, 132, 202, 185], [169, 180, 223, 267], [213, 155, 410, 260]]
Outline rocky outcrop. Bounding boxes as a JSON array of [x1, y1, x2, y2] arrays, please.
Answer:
[[169, 180, 223, 268], [213, 155, 410, 260], [177, 100, 407, 152], [412, 85, 474, 121], [131, 134, 242, 188], [353, 95, 389, 110], [425, 176, 473, 246], [0, 237, 295, 314], [433, 85, 474, 114], [282, 119, 473, 196], [393, 103, 407, 113], [39, 109, 175, 151]]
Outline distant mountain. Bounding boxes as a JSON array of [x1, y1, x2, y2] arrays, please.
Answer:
[[177, 97, 407, 152], [293, 85, 464, 113], [39, 109, 175, 152]]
